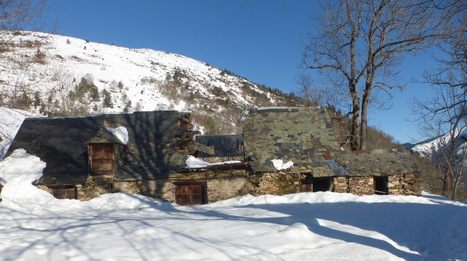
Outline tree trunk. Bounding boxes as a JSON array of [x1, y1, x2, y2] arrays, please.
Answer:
[[360, 95, 369, 151], [350, 93, 361, 151]]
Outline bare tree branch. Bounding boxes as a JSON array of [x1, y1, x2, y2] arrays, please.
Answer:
[[302, 0, 465, 150]]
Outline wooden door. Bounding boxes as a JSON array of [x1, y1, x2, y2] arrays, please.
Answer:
[[89, 143, 115, 176], [175, 184, 204, 205], [300, 183, 312, 192], [50, 185, 77, 199]]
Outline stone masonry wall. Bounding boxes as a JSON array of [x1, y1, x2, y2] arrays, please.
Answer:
[[36, 171, 422, 202], [207, 178, 253, 202], [250, 171, 304, 196], [333, 177, 348, 193], [388, 173, 421, 196], [348, 176, 375, 196]]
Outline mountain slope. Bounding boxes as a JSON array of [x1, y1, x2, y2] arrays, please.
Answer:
[[0, 31, 301, 134], [410, 128, 467, 161]]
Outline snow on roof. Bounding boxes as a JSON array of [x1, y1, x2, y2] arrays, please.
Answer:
[[185, 155, 241, 169], [271, 159, 294, 170], [105, 126, 129, 145]]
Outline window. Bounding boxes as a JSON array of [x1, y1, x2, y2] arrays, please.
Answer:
[[88, 143, 115, 176], [175, 183, 206, 205]]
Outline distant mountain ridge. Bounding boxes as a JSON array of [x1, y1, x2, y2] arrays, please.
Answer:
[[0, 31, 302, 135], [410, 128, 467, 161]]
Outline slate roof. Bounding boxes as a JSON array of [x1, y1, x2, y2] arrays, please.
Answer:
[[242, 107, 339, 174], [333, 149, 420, 176], [195, 135, 244, 158], [6, 111, 192, 185]]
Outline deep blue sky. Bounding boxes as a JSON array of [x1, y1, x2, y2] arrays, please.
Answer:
[[41, 0, 437, 144]]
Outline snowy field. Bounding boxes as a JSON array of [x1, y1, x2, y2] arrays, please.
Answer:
[[1, 149, 466, 261]]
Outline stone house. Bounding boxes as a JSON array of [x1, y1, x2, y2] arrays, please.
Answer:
[[3, 107, 421, 205], [241, 107, 421, 197]]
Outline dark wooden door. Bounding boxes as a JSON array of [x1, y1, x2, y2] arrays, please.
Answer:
[[175, 184, 204, 205], [300, 183, 312, 192], [51, 185, 77, 199], [89, 143, 115, 176]]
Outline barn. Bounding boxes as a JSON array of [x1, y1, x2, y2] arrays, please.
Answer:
[[3, 107, 421, 204]]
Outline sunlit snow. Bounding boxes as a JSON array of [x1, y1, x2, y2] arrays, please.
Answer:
[[271, 159, 294, 170], [1, 149, 466, 260]]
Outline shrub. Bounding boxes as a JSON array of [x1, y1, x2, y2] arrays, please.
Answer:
[[211, 86, 226, 97], [102, 89, 113, 108]]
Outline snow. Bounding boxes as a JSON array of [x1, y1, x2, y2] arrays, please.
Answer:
[[105, 126, 129, 144], [411, 127, 467, 159], [271, 159, 294, 170], [0, 31, 279, 134], [185, 155, 241, 168], [0, 107, 42, 160], [1, 150, 466, 260]]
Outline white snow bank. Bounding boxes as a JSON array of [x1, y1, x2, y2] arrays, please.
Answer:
[[272, 159, 294, 170], [185, 155, 241, 168], [105, 126, 129, 144], [0, 149, 59, 214], [0, 149, 160, 214]]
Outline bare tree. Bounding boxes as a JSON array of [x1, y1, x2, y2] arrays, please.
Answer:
[[412, 15, 467, 200], [302, 0, 463, 150], [0, 0, 48, 31]]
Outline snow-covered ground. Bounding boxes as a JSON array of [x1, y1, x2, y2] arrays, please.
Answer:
[[1, 149, 466, 260]]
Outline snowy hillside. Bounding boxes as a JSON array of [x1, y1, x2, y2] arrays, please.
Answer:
[[0, 149, 466, 260], [0, 31, 300, 134], [410, 127, 467, 160], [410, 128, 467, 181]]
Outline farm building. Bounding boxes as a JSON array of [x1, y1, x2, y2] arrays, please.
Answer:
[[2, 107, 421, 204]]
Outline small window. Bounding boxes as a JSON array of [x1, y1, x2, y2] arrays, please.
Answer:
[[49, 185, 77, 199], [89, 143, 115, 176]]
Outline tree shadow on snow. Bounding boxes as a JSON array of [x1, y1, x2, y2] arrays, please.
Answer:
[[174, 197, 467, 260], [3, 194, 466, 260]]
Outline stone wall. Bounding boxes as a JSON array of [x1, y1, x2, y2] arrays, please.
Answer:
[[348, 176, 375, 196], [333, 177, 348, 193], [388, 173, 421, 196], [206, 178, 251, 202], [76, 177, 114, 200], [34, 171, 422, 202], [250, 171, 304, 196], [72, 168, 252, 204]]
